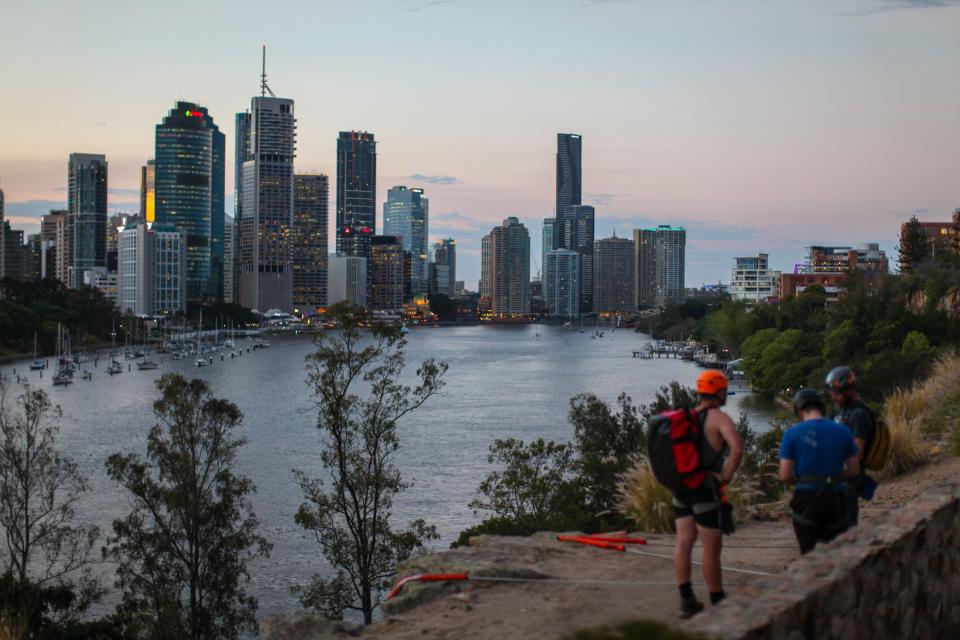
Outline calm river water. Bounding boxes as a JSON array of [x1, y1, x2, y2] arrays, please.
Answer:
[[1, 324, 775, 619]]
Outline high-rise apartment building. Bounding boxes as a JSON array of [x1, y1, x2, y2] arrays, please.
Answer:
[[155, 101, 224, 304], [238, 90, 296, 312], [730, 253, 778, 303], [482, 217, 531, 317], [223, 215, 235, 303], [544, 249, 579, 319], [327, 255, 367, 308], [368, 236, 405, 314], [808, 245, 889, 274], [293, 174, 329, 310], [67, 153, 108, 288], [634, 225, 686, 309], [3, 225, 23, 280], [557, 204, 595, 313], [336, 131, 376, 258], [41, 210, 67, 284], [432, 238, 456, 298], [117, 222, 187, 316], [593, 234, 634, 315], [383, 186, 428, 297], [556, 133, 582, 215], [542, 217, 556, 261]]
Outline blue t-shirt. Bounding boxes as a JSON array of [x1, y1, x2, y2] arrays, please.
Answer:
[[779, 418, 859, 491]]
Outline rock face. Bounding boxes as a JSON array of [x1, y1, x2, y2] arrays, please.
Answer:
[[906, 286, 960, 318], [684, 481, 960, 640], [260, 615, 359, 639]]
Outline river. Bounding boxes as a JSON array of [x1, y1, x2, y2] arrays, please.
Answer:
[[0, 324, 776, 619]]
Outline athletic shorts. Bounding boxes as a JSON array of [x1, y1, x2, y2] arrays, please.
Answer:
[[673, 485, 721, 529]]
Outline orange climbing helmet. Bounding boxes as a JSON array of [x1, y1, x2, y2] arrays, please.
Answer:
[[696, 370, 729, 395]]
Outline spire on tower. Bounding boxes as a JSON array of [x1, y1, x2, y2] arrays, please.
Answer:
[[260, 45, 276, 98]]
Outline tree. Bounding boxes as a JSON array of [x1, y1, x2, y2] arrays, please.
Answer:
[[705, 300, 753, 356], [294, 303, 447, 624], [0, 378, 100, 628], [105, 374, 269, 640], [898, 216, 930, 273]]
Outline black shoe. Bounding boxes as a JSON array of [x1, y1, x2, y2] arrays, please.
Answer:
[[679, 597, 704, 619]]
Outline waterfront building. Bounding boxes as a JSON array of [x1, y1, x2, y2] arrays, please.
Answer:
[[432, 238, 456, 298], [634, 225, 686, 309], [140, 159, 155, 223], [383, 186, 428, 297], [593, 234, 635, 315], [155, 101, 225, 305], [556, 133, 582, 215], [369, 236, 405, 315], [238, 88, 296, 312], [557, 204, 595, 313], [117, 222, 187, 316], [483, 217, 531, 318], [336, 131, 376, 258], [544, 249, 579, 320], [808, 244, 889, 274], [479, 234, 492, 311], [542, 217, 556, 261], [293, 174, 329, 310], [67, 153, 108, 289], [730, 253, 779, 303], [223, 215, 235, 303], [779, 272, 845, 303], [327, 254, 367, 307]]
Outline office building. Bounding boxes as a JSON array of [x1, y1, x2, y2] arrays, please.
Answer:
[[140, 159, 155, 223], [432, 238, 456, 298], [67, 153, 108, 288], [84, 268, 118, 305], [117, 222, 187, 316], [542, 217, 556, 262], [336, 131, 376, 258], [293, 174, 329, 310], [238, 86, 296, 312], [544, 249, 579, 319], [155, 101, 224, 304], [383, 186, 428, 297], [556, 133, 582, 215], [593, 234, 634, 315], [39, 210, 66, 284], [327, 254, 367, 307], [369, 236, 405, 314], [482, 217, 530, 317], [556, 204, 595, 312], [634, 225, 686, 309], [729, 253, 779, 303]]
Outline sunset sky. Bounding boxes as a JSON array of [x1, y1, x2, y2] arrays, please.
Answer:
[[1, 0, 958, 287]]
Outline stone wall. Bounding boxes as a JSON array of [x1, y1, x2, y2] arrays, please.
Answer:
[[684, 481, 960, 639]]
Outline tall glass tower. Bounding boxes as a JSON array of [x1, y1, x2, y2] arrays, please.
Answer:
[[67, 153, 108, 288], [154, 101, 225, 304], [293, 174, 329, 310], [336, 131, 377, 258], [556, 133, 582, 216], [383, 186, 428, 297]]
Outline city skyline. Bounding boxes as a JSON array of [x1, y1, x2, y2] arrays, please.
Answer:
[[2, 0, 959, 288]]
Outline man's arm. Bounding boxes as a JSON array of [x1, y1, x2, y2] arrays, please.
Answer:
[[716, 412, 744, 483], [778, 458, 796, 485]]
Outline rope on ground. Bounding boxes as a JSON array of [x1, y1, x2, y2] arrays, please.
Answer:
[[624, 547, 781, 577]]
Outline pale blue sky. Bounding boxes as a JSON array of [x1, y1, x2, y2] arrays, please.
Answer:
[[1, 0, 958, 286]]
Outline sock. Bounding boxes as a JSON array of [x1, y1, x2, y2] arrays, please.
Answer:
[[678, 583, 694, 600], [710, 590, 726, 605]]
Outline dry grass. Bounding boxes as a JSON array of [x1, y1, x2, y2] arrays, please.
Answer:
[[615, 457, 675, 534], [876, 351, 960, 480]]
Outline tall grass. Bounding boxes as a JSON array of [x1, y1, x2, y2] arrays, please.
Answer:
[[615, 457, 675, 533]]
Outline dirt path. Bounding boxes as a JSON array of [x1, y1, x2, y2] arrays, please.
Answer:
[[365, 455, 960, 639]]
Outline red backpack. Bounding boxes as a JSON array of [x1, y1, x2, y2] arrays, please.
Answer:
[[646, 408, 709, 494]]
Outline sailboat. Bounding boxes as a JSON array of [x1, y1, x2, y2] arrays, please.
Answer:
[[29, 333, 46, 370], [196, 309, 210, 367], [52, 324, 73, 386], [107, 319, 123, 375]]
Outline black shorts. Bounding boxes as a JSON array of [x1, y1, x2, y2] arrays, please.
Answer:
[[673, 485, 721, 529], [791, 489, 848, 554]]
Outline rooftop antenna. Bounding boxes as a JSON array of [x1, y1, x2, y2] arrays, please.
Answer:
[[260, 45, 275, 98]]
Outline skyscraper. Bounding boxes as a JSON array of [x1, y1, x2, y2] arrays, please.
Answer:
[[556, 133, 582, 216], [238, 74, 296, 312], [383, 186, 428, 297], [67, 153, 108, 288], [542, 217, 556, 264], [593, 233, 635, 315], [154, 102, 224, 305], [223, 215, 235, 303], [336, 131, 376, 258], [544, 249, 579, 319], [293, 174, 329, 310], [483, 217, 531, 317], [634, 225, 686, 309], [368, 235, 404, 314], [557, 204, 595, 313], [140, 159, 155, 223], [41, 210, 68, 284], [118, 222, 187, 316], [432, 238, 456, 298]]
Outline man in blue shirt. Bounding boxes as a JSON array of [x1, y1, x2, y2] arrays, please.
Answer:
[[779, 389, 860, 554]]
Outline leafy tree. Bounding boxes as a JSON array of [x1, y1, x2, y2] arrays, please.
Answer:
[[898, 216, 930, 273], [822, 319, 861, 361], [705, 300, 753, 356], [0, 379, 100, 629], [568, 394, 644, 514], [105, 374, 269, 640], [294, 303, 447, 624]]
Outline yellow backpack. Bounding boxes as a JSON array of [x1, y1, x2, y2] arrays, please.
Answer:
[[863, 410, 890, 472]]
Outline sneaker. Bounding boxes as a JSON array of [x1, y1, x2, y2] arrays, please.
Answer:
[[679, 597, 704, 619]]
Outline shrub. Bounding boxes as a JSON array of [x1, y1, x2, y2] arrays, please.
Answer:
[[615, 458, 674, 534]]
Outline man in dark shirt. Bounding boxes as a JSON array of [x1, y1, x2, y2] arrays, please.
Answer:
[[826, 365, 876, 527], [779, 389, 860, 553]]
